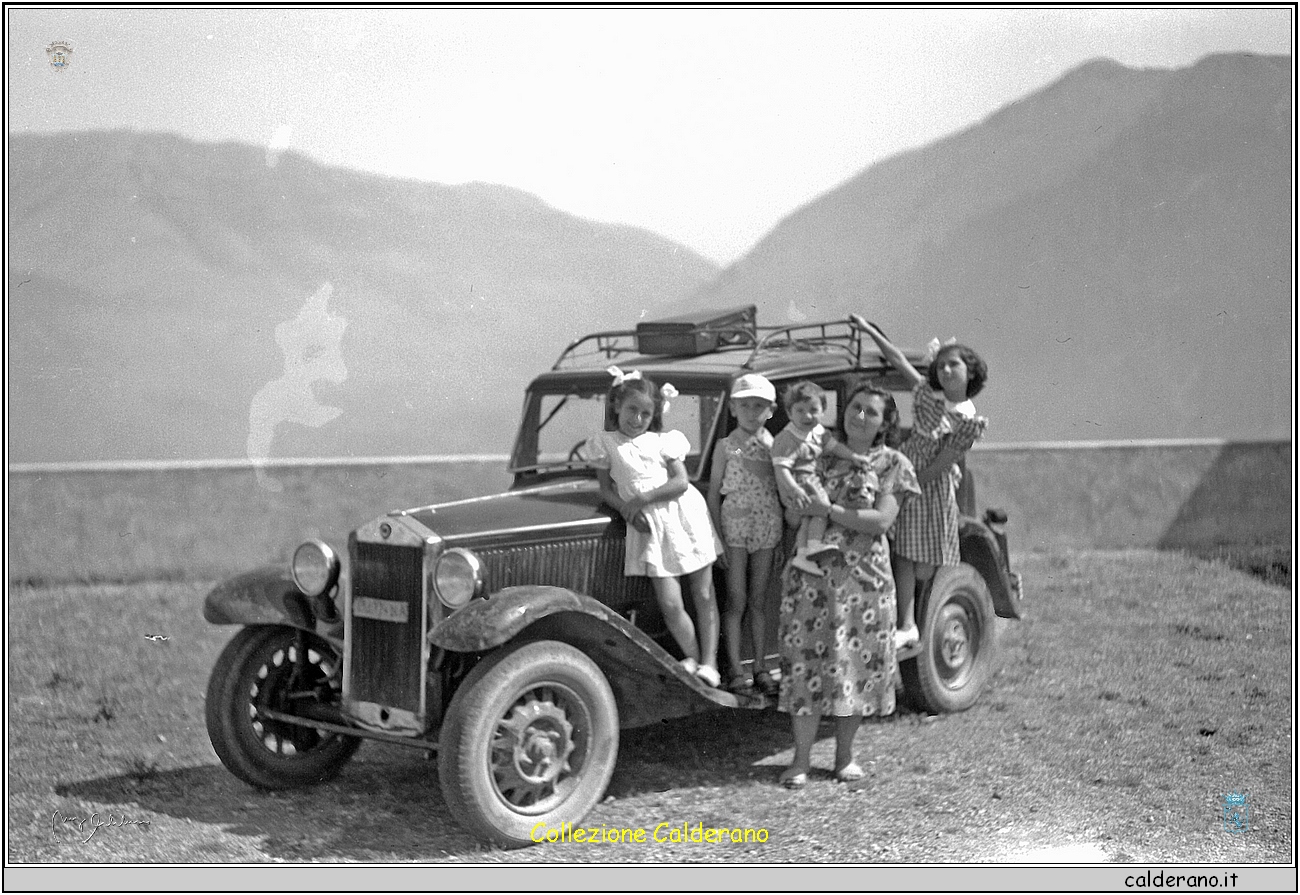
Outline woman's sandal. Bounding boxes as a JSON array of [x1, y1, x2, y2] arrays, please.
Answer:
[[753, 670, 779, 697], [834, 762, 867, 783], [779, 768, 809, 790]]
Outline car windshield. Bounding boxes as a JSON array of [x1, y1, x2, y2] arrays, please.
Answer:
[[510, 383, 725, 479]]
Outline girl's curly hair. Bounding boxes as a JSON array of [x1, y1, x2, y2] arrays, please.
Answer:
[[927, 344, 988, 398]]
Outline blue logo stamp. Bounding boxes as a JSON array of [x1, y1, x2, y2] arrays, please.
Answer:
[[45, 40, 73, 71], [1221, 790, 1249, 834]]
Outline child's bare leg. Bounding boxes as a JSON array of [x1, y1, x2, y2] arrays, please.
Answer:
[[894, 556, 918, 636], [909, 562, 936, 631], [795, 517, 810, 551], [790, 518, 824, 576], [722, 546, 751, 677], [650, 576, 699, 661], [746, 547, 775, 671], [805, 514, 828, 545], [685, 565, 720, 671]]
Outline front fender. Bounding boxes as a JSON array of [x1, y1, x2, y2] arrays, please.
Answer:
[[429, 585, 764, 728], [958, 523, 1022, 620], [203, 565, 317, 630], [428, 585, 638, 653]]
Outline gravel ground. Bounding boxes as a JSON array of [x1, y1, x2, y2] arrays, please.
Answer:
[[7, 549, 1293, 867]]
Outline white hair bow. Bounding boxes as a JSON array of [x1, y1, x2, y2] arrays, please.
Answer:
[[606, 365, 642, 385], [660, 382, 678, 413], [922, 337, 957, 364]]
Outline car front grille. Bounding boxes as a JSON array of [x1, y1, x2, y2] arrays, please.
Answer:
[[477, 535, 654, 610], [347, 539, 426, 714]]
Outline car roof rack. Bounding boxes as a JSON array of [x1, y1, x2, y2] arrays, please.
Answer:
[[742, 319, 869, 370], [551, 309, 890, 372]]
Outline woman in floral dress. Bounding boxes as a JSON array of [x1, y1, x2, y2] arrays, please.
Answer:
[[776, 380, 920, 788]]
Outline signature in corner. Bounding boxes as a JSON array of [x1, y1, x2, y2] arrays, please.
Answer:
[[52, 809, 151, 843], [143, 634, 170, 642]]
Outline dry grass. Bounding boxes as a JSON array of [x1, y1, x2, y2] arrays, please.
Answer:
[[6, 548, 1292, 864]]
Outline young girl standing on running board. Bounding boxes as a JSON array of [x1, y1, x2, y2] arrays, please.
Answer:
[[590, 366, 723, 688], [851, 314, 988, 653]]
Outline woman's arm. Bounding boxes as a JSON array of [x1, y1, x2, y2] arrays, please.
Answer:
[[801, 479, 900, 535], [825, 491, 901, 536]]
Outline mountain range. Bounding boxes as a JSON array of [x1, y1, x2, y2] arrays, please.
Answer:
[[6, 52, 1292, 463], [691, 52, 1292, 444], [7, 133, 717, 462]]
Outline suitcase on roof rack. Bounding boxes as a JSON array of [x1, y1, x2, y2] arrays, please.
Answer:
[[635, 305, 757, 357]]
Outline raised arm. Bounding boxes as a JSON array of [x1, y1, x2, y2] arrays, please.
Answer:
[[850, 313, 924, 388]]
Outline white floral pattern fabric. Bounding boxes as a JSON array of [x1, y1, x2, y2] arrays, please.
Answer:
[[778, 446, 920, 717]]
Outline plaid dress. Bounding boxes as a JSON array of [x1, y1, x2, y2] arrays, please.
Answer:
[[893, 383, 987, 566]]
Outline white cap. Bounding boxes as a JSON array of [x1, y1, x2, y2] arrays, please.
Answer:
[[730, 373, 776, 403]]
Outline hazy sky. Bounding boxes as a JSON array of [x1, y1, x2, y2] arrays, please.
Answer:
[[7, 6, 1293, 263]]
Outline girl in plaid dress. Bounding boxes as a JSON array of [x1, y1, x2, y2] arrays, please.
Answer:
[[851, 315, 988, 652]]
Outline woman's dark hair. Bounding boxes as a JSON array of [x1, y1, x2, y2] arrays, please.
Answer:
[[926, 344, 988, 398], [606, 374, 665, 432], [840, 379, 900, 448]]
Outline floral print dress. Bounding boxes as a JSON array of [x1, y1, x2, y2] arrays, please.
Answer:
[[777, 446, 920, 718]]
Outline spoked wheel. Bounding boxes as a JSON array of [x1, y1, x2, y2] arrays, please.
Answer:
[[900, 563, 997, 714], [438, 640, 619, 847], [205, 625, 360, 789]]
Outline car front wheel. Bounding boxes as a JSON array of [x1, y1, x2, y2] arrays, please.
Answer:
[[205, 625, 360, 789], [438, 640, 619, 848], [900, 563, 997, 714]]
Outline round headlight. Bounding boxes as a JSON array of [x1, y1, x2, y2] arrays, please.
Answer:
[[291, 539, 340, 598], [434, 548, 483, 610]]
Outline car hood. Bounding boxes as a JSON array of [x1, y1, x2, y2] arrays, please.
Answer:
[[399, 477, 615, 547]]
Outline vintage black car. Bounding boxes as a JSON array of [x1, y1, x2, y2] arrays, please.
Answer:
[[203, 307, 1023, 847]]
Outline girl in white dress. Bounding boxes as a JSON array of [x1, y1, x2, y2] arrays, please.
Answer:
[[590, 367, 723, 688]]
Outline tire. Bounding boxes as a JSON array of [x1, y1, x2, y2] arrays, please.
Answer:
[[205, 625, 360, 789], [438, 640, 619, 848], [900, 563, 997, 714]]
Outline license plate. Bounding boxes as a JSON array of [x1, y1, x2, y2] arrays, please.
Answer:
[[352, 596, 409, 623]]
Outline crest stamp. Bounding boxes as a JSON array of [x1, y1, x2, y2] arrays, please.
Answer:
[[1221, 790, 1249, 834], [46, 39, 74, 71]]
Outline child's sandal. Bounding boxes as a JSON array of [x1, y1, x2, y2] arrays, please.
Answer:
[[754, 670, 779, 697], [695, 664, 722, 689], [728, 673, 754, 693]]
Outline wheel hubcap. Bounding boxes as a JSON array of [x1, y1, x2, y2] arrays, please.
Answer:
[[933, 602, 978, 689], [491, 685, 583, 810], [940, 617, 969, 668]]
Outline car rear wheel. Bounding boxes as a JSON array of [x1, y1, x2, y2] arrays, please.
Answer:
[[438, 640, 619, 848], [900, 563, 997, 714], [205, 625, 360, 789]]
